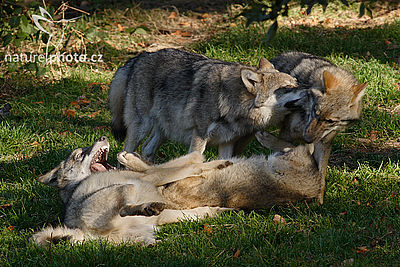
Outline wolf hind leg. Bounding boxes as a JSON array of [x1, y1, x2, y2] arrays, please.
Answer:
[[32, 226, 87, 246], [117, 151, 205, 173], [117, 151, 150, 172]]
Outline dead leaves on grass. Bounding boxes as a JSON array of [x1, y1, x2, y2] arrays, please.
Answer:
[[273, 214, 287, 225], [62, 95, 101, 119], [203, 224, 212, 233], [233, 249, 241, 259], [0, 203, 12, 210]]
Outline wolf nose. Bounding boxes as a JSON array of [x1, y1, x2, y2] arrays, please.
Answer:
[[99, 136, 108, 142], [303, 133, 315, 144]]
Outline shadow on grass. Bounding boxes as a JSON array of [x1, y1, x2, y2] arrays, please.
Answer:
[[330, 146, 400, 170], [195, 21, 400, 65]]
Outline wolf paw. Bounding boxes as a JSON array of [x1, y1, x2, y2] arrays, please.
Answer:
[[117, 151, 148, 172], [217, 161, 233, 170], [119, 202, 166, 217], [143, 202, 166, 216]]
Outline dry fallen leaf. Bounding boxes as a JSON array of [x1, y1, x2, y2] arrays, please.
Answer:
[[356, 246, 370, 254], [117, 23, 126, 32], [168, 11, 177, 19], [273, 214, 287, 225], [233, 249, 241, 258], [171, 30, 192, 37], [203, 224, 212, 233], [30, 141, 40, 147], [77, 99, 90, 105], [59, 131, 71, 136], [180, 31, 192, 37], [0, 203, 12, 210], [369, 130, 378, 141], [88, 110, 101, 118], [70, 101, 81, 109], [171, 30, 182, 36], [137, 42, 147, 48], [350, 179, 359, 186], [178, 22, 191, 27], [201, 13, 210, 19], [394, 82, 400, 91], [63, 109, 76, 118]]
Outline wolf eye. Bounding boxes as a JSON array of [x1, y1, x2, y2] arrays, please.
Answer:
[[74, 152, 83, 160]]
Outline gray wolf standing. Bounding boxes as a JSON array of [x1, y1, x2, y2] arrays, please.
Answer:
[[270, 51, 368, 143], [109, 48, 303, 161]]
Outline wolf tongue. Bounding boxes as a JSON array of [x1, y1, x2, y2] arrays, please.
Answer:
[[91, 163, 107, 172]]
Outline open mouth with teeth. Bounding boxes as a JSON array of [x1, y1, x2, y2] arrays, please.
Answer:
[[90, 146, 116, 172]]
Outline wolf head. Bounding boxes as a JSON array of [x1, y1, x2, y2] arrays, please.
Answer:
[[38, 136, 115, 200], [303, 70, 368, 143], [241, 58, 298, 108]]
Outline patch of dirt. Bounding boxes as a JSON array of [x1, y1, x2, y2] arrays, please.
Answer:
[[133, 0, 242, 12], [281, 3, 400, 29], [119, 2, 400, 56]]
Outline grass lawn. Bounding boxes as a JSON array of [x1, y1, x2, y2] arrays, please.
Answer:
[[1, 1, 400, 266]]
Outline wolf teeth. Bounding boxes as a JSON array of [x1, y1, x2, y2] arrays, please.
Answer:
[[90, 147, 109, 165]]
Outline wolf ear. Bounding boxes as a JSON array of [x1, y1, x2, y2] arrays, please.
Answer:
[[322, 71, 338, 94], [258, 57, 274, 71], [351, 82, 368, 103], [241, 68, 262, 94], [38, 165, 60, 186]]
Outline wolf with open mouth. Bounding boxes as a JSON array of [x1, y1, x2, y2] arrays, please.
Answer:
[[33, 136, 231, 246]]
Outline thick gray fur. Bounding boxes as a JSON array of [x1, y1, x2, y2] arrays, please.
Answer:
[[270, 51, 367, 143], [109, 48, 305, 160]]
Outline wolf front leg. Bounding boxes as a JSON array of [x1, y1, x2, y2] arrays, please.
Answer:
[[189, 129, 208, 154], [232, 133, 255, 156], [312, 141, 332, 204], [141, 126, 166, 162], [156, 207, 234, 225], [218, 142, 234, 159], [255, 131, 295, 152], [119, 202, 166, 217]]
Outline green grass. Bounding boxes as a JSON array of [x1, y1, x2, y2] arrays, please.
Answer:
[[1, 3, 400, 266]]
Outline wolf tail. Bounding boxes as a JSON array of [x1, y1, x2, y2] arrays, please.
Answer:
[[109, 57, 138, 141], [32, 226, 86, 246]]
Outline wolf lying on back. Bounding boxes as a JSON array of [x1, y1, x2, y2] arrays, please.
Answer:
[[33, 129, 326, 246], [109, 48, 302, 160], [33, 136, 232, 246], [120, 123, 333, 211]]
